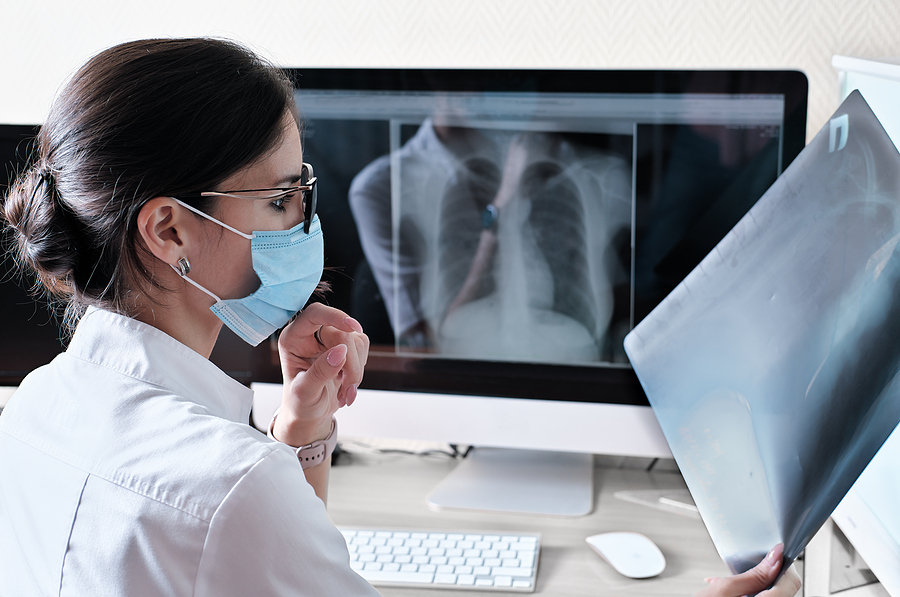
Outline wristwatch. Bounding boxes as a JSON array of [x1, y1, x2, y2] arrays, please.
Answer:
[[268, 411, 338, 469], [481, 204, 499, 231]]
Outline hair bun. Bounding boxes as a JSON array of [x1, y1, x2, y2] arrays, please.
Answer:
[[3, 165, 82, 296]]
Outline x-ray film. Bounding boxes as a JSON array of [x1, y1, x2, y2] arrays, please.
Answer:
[[624, 90, 900, 574]]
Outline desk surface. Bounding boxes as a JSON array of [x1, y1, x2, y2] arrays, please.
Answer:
[[328, 450, 730, 596]]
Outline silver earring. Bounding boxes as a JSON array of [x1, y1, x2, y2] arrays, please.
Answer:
[[177, 257, 191, 276]]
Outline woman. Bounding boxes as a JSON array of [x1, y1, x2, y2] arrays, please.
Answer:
[[0, 38, 798, 596]]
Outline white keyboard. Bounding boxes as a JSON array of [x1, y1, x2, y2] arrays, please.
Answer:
[[340, 528, 540, 592]]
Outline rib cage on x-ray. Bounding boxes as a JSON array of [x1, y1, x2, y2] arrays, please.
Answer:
[[408, 128, 631, 364]]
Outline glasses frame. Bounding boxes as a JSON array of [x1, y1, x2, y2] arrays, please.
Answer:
[[174, 163, 318, 233]]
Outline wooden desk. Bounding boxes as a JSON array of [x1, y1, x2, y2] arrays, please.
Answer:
[[328, 450, 730, 596]]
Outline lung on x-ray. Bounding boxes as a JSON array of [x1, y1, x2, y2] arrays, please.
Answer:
[[350, 120, 632, 363], [625, 90, 900, 574]]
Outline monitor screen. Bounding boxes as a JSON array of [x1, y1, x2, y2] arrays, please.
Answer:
[[251, 69, 808, 412]]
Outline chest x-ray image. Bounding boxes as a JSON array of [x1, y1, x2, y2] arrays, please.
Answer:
[[625, 90, 900, 574], [350, 119, 631, 364]]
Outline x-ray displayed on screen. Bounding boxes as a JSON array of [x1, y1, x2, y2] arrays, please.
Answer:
[[624, 90, 900, 574]]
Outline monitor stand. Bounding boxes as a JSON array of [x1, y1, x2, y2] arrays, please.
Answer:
[[425, 447, 594, 517]]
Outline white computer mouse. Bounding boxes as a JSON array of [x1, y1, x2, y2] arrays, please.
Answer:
[[585, 532, 666, 579]]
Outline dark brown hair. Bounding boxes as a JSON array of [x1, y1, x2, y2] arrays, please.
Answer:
[[2, 38, 296, 326]]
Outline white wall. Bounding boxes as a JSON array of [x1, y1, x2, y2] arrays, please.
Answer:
[[2, 0, 899, 140]]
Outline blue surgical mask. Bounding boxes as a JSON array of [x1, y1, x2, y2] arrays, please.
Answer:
[[171, 198, 324, 346]]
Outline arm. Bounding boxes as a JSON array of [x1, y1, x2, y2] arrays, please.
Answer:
[[694, 544, 802, 597], [270, 303, 370, 504], [445, 135, 530, 318]]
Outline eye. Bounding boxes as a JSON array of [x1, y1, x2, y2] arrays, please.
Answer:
[[269, 192, 295, 212]]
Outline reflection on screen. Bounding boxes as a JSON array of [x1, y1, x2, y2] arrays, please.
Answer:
[[300, 89, 786, 368]]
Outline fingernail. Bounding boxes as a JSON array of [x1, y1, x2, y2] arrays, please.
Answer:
[[327, 344, 347, 367], [344, 316, 364, 333], [765, 543, 783, 567], [348, 384, 358, 402]]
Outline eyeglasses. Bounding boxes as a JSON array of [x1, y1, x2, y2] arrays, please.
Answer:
[[174, 162, 318, 233]]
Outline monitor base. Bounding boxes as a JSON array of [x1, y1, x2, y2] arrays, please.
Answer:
[[426, 447, 594, 517]]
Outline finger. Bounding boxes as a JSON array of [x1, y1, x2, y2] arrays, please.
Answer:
[[317, 326, 369, 388], [281, 303, 362, 349], [708, 544, 783, 597], [291, 344, 347, 409], [758, 566, 801, 597]]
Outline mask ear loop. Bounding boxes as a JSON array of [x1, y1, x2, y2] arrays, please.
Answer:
[[170, 261, 224, 303], [170, 197, 255, 240]]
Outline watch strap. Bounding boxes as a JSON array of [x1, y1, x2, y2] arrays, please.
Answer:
[[268, 410, 338, 469]]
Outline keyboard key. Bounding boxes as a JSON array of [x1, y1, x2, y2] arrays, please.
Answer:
[[437, 564, 455, 574], [359, 554, 376, 563], [494, 576, 513, 587], [363, 562, 382, 571], [455, 565, 473, 574], [383, 562, 401, 572], [476, 578, 494, 587], [357, 570, 436, 584], [492, 566, 532, 577], [474, 566, 491, 576], [435, 573, 457, 584], [513, 579, 533, 588], [457, 574, 475, 586], [400, 563, 418, 572], [484, 535, 500, 542], [420, 564, 437, 573], [430, 556, 449, 565], [375, 554, 393, 563]]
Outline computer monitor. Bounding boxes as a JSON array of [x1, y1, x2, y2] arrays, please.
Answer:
[[248, 68, 808, 514]]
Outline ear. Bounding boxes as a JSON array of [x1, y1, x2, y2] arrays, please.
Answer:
[[136, 197, 193, 267]]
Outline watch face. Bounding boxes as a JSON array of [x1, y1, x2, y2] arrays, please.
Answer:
[[482, 204, 499, 230]]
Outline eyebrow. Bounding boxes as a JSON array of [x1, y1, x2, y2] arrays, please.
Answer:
[[274, 173, 303, 187]]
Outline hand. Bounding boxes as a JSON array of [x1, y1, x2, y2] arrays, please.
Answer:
[[694, 544, 801, 597], [272, 303, 369, 446]]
